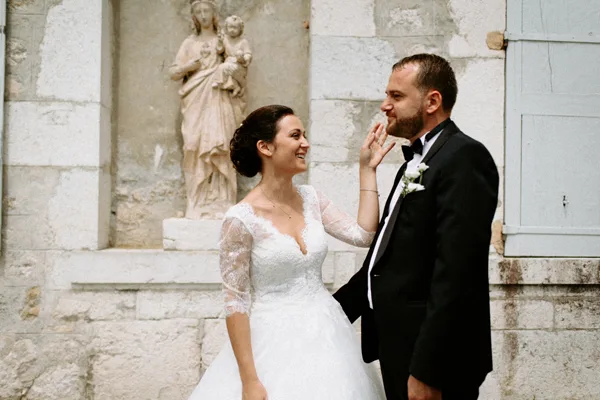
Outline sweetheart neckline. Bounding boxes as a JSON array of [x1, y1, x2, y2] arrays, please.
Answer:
[[238, 187, 310, 256]]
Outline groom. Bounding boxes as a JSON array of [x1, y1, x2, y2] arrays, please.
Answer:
[[334, 54, 499, 400]]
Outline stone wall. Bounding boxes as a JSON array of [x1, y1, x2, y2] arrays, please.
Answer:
[[111, 0, 310, 247], [1, 0, 600, 399], [309, 0, 505, 222]]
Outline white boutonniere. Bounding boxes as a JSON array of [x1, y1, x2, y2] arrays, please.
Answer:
[[401, 163, 429, 198]]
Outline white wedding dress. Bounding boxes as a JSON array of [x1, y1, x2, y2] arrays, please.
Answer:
[[187, 185, 385, 400]]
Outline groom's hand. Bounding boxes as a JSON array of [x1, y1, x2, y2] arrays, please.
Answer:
[[407, 375, 441, 400]]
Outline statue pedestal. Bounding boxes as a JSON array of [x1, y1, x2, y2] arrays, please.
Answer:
[[163, 218, 223, 251]]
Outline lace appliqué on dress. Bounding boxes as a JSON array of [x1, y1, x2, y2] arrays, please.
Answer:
[[313, 188, 375, 248], [219, 215, 253, 316]]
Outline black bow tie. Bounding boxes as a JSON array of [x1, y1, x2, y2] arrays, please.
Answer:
[[400, 119, 452, 162], [401, 136, 427, 162]]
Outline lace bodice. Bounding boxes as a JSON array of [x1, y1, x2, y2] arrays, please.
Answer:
[[220, 185, 375, 316]]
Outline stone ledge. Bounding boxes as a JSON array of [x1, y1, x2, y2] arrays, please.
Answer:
[[489, 255, 600, 285], [44, 249, 600, 291], [46, 248, 335, 291], [46, 249, 220, 290]]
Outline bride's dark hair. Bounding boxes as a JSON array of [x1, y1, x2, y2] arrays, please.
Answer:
[[230, 105, 295, 177]]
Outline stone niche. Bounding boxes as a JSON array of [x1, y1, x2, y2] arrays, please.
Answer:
[[110, 0, 310, 248]]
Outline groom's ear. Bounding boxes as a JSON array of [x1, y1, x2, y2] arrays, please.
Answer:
[[425, 90, 443, 115], [257, 140, 273, 157]]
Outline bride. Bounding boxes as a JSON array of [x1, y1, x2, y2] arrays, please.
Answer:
[[187, 105, 395, 400]]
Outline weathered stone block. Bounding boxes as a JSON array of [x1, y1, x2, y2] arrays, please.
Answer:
[[4, 102, 107, 167], [444, 0, 506, 58], [4, 13, 44, 101], [36, 0, 104, 102], [452, 58, 505, 166], [2, 214, 53, 251], [489, 258, 600, 285], [89, 320, 200, 400], [490, 299, 554, 330], [3, 167, 109, 250], [2, 166, 57, 250], [3, 166, 61, 217], [201, 318, 227, 369], [100, 0, 113, 108], [8, 0, 46, 14], [0, 286, 44, 333], [25, 364, 85, 400], [309, 143, 351, 163], [163, 218, 223, 251], [137, 290, 223, 320], [311, 0, 375, 37], [386, 35, 450, 61], [45, 249, 221, 290], [0, 335, 33, 399], [52, 291, 136, 322], [0, 334, 89, 400], [311, 36, 397, 101], [2, 251, 47, 287], [555, 299, 600, 329], [49, 168, 109, 250], [491, 331, 600, 399], [309, 100, 357, 162], [375, 0, 435, 37]]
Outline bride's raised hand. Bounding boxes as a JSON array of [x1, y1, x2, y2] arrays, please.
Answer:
[[242, 379, 268, 400], [359, 122, 396, 170]]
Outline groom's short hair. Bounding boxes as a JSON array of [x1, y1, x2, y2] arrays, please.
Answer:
[[393, 54, 458, 112]]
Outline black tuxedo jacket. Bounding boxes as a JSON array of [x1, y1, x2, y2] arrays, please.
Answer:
[[334, 120, 499, 391]]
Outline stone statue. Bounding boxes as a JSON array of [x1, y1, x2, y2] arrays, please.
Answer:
[[169, 0, 247, 219], [212, 15, 252, 97]]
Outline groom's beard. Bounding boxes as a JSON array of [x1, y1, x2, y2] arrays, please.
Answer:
[[386, 106, 425, 141]]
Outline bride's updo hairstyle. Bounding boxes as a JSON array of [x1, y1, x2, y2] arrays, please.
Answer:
[[230, 105, 295, 177]]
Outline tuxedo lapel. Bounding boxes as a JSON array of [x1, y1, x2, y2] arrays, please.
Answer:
[[381, 163, 407, 220], [372, 121, 459, 268], [420, 120, 458, 165]]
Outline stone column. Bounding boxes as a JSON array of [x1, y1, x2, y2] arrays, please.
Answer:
[[4, 0, 112, 250]]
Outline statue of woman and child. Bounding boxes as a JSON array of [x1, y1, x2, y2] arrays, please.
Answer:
[[169, 0, 252, 219]]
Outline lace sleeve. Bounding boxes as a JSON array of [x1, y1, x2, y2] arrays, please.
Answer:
[[219, 215, 253, 316], [316, 188, 375, 248]]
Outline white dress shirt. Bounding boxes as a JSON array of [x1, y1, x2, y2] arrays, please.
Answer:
[[367, 130, 442, 308]]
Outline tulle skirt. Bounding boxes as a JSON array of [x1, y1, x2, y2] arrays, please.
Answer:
[[187, 291, 385, 400]]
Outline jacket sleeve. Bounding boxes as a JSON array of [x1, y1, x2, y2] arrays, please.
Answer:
[[333, 259, 370, 323], [409, 142, 499, 388]]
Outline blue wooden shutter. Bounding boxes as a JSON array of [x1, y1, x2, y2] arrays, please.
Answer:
[[504, 0, 600, 256]]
